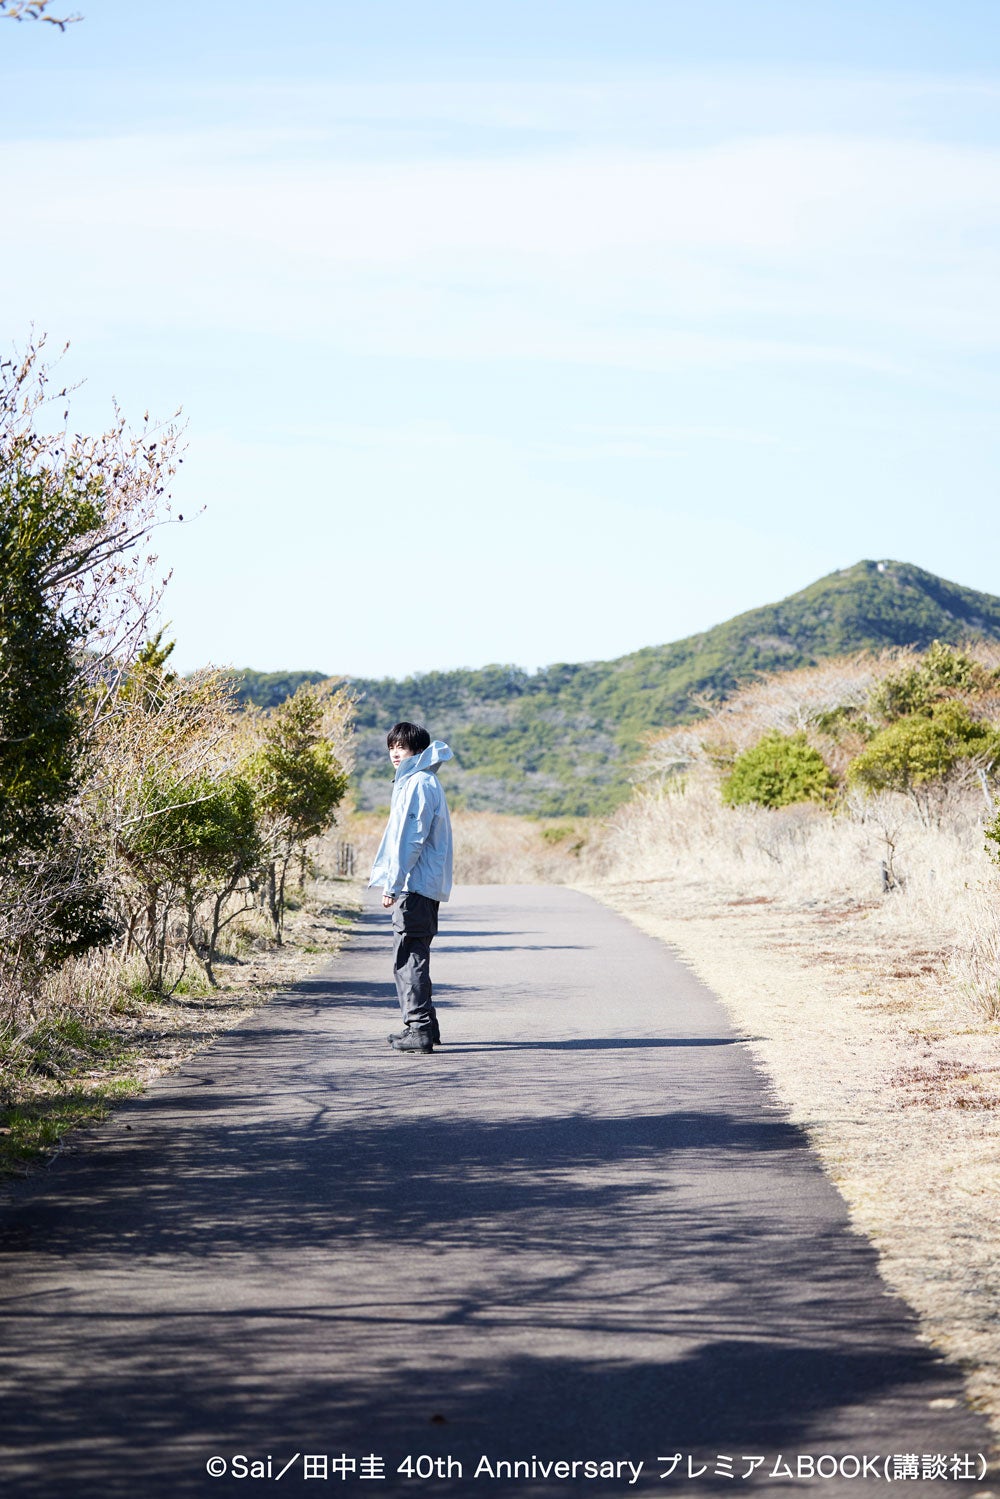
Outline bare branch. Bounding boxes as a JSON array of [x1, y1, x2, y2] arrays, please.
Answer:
[[0, 1, 82, 28]]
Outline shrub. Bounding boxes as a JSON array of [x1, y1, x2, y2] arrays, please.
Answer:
[[720, 732, 834, 809], [868, 641, 998, 723], [848, 702, 1000, 823]]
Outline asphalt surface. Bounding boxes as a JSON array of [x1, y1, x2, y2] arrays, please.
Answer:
[[0, 886, 993, 1498]]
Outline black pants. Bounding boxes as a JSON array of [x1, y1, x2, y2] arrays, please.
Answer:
[[391, 892, 439, 1028]]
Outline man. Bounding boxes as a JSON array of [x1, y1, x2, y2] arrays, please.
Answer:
[[368, 722, 453, 1054]]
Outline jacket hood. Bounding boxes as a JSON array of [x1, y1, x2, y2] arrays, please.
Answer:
[[397, 740, 453, 779]]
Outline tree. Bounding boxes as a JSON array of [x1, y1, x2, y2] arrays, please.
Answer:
[[248, 683, 351, 941], [0, 470, 90, 861], [721, 732, 834, 810], [0, 473, 115, 1022], [1, 339, 184, 717], [0, 340, 183, 812], [0, 339, 183, 1015]]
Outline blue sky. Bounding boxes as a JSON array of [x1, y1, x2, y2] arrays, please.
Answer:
[[4, 1, 1000, 677]]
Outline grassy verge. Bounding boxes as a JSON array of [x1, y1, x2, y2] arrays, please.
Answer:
[[0, 1082, 144, 1177]]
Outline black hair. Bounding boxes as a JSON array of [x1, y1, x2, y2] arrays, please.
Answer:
[[387, 721, 431, 754]]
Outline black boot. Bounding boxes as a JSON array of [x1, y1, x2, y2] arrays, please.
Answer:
[[388, 1016, 441, 1046], [390, 1024, 434, 1054]]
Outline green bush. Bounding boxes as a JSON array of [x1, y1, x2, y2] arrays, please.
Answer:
[[848, 702, 1000, 814], [721, 732, 834, 809]]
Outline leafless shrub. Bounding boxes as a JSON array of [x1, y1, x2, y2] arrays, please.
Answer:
[[84, 669, 245, 988], [640, 654, 891, 786], [841, 787, 910, 889]]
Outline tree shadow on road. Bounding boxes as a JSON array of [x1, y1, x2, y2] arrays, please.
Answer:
[[0, 1084, 990, 1496]]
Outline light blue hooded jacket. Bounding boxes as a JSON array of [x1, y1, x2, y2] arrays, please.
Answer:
[[368, 741, 454, 902]]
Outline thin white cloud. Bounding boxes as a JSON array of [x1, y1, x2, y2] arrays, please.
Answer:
[[13, 65, 1000, 147], [7, 125, 1000, 378], [15, 130, 1000, 257]]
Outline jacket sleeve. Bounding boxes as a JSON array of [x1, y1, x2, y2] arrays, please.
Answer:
[[383, 776, 439, 895]]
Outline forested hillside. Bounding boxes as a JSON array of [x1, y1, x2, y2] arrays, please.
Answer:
[[236, 561, 1000, 815]]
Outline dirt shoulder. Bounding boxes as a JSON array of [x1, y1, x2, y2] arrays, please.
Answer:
[[583, 875, 1000, 1440]]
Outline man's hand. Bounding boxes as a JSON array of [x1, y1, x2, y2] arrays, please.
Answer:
[[382, 893, 396, 909]]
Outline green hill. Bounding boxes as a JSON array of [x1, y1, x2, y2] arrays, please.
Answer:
[[235, 561, 1000, 815]]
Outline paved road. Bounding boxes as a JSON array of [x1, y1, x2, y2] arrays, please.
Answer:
[[0, 887, 993, 1497]]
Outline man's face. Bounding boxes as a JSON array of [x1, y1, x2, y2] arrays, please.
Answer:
[[389, 742, 414, 770]]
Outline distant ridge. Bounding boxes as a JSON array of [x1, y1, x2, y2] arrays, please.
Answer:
[[234, 561, 1000, 815]]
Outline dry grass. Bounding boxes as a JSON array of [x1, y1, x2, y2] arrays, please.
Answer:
[[339, 808, 590, 888], [586, 774, 1000, 1012]]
